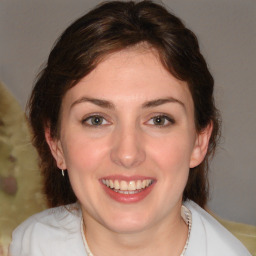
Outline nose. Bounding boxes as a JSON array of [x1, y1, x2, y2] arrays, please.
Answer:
[[110, 124, 146, 169]]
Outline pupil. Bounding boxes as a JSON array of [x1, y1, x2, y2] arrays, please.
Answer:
[[92, 116, 102, 125], [154, 116, 164, 125]]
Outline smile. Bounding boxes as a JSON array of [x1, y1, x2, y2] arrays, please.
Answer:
[[101, 179, 154, 194]]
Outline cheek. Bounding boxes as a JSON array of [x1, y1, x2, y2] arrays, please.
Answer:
[[149, 133, 193, 172], [61, 133, 109, 172], [147, 135, 193, 210], [60, 134, 111, 202]]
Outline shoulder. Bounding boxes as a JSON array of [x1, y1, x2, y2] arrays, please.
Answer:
[[184, 200, 252, 256], [9, 203, 85, 256]]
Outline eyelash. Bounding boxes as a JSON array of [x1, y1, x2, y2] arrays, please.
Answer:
[[81, 114, 175, 128], [82, 114, 110, 127], [146, 114, 175, 127]]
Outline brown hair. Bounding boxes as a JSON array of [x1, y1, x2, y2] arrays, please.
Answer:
[[28, 0, 221, 208]]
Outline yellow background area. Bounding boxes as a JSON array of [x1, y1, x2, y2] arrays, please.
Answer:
[[0, 82, 46, 256]]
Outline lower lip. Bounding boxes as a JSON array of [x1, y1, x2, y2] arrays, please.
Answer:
[[101, 182, 156, 203]]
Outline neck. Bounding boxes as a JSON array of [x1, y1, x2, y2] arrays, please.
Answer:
[[82, 207, 188, 256]]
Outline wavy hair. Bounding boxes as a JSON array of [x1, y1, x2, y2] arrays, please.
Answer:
[[28, 0, 221, 208]]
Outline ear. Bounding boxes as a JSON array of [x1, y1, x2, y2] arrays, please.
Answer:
[[45, 127, 66, 170], [189, 122, 213, 168]]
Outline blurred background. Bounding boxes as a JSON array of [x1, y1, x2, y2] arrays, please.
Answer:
[[0, 1, 255, 253]]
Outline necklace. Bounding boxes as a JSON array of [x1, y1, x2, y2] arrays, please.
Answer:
[[80, 205, 192, 256], [180, 205, 192, 256], [81, 219, 94, 256]]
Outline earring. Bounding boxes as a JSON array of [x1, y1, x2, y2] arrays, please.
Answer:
[[61, 169, 65, 177]]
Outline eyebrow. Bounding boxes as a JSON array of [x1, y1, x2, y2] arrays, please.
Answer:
[[142, 97, 185, 110], [70, 97, 115, 110], [70, 96, 185, 110]]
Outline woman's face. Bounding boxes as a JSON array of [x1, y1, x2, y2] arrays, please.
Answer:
[[48, 48, 210, 234]]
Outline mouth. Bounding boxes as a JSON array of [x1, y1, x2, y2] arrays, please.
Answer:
[[101, 178, 154, 194]]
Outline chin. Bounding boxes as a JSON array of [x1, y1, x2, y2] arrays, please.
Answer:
[[102, 210, 153, 234], [108, 221, 149, 234]]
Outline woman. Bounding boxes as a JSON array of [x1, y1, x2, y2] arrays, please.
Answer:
[[9, 1, 251, 255]]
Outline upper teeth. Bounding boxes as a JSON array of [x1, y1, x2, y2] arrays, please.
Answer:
[[102, 179, 153, 191]]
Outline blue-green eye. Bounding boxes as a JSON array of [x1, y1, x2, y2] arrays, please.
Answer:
[[83, 115, 108, 126], [148, 115, 175, 126]]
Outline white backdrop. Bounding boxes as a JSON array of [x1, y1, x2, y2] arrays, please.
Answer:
[[0, 0, 255, 225]]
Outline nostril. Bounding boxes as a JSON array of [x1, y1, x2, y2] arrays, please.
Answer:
[[110, 143, 146, 168]]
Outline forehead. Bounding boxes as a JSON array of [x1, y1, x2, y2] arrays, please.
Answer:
[[62, 47, 193, 110]]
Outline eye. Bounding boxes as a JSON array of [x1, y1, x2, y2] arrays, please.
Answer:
[[82, 115, 109, 126], [147, 115, 175, 127]]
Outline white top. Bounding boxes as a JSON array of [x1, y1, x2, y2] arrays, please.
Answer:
[[9, 201, 251, 256]]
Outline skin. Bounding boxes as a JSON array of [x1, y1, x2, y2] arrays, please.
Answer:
[[46, 47, 212, 256]]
